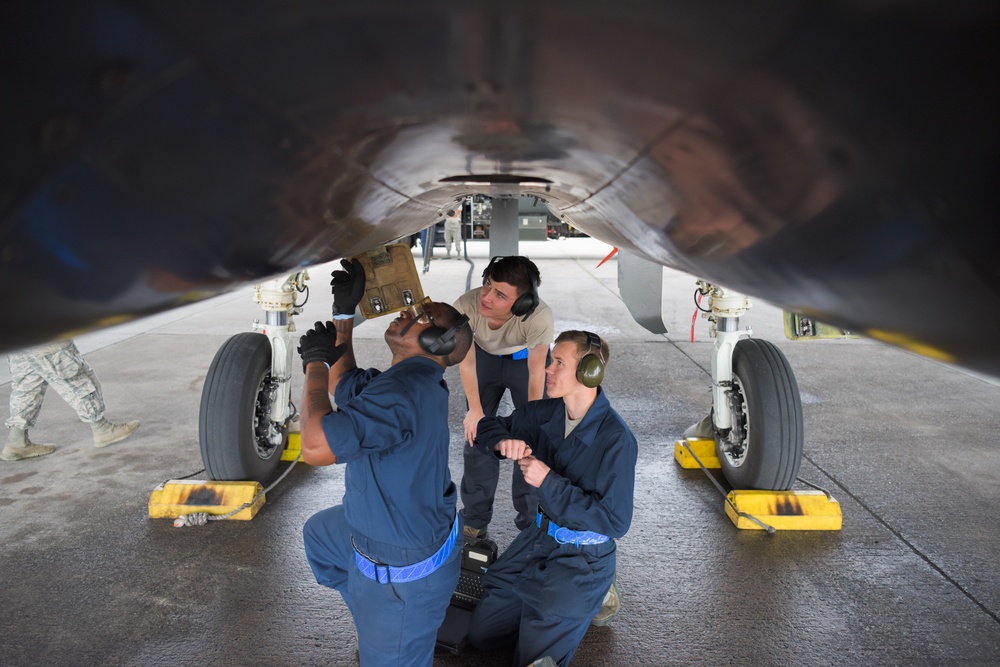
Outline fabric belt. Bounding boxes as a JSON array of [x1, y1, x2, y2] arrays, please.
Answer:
[[535, 508, 610, 546], [353, 516, 459, 584], [498, 348, 528, 360]]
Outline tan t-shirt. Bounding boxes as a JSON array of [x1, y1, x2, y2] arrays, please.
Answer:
[[453, 287, 555, 356]]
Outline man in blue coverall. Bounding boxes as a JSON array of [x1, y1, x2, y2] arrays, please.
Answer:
[[467, 330, 638, 666], [297, 258, 474, 667]]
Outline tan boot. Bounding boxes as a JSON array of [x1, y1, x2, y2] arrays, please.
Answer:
[[683, 412, 715, 440], [590, 578, 621, 626], [91, 418, 140, 448], [1, 427, 56, 461], [463, 524, 488, 540]]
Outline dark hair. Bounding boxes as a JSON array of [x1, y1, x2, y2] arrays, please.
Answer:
[[483, 256, 541, 297]]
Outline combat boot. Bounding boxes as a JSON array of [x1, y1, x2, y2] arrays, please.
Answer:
[[1, 427, 56, 461], [91, 418, 140, 448], [463, 524, 488, 542], [590, 577, 621, 626], [682, 412, 715, 440]]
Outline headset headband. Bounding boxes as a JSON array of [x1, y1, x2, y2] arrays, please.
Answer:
[[424, 314, 470, 355], [585, 331, 606, 364], [484, 256, 539, 320]]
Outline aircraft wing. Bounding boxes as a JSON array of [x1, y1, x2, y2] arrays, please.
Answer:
[[2, 1, 998, 377]]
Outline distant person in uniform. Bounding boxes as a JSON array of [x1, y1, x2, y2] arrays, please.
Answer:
[[467, 331, 637, 666], [2, 340, 140, 461], [298, 258, 474, 667], [453, 256, 554, 538], [443, 208, 462, 259]]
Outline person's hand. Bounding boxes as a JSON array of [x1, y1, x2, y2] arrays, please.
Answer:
[[464, 407, 485, 446], [298, 322, 348, 373], [518, 455, 551, 488], [330, 258, 366, 317], [495, 439, 532, 460]]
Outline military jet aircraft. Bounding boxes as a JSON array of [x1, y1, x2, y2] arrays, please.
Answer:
[[2, 1, 997, 490]]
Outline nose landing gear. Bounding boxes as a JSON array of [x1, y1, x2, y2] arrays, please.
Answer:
[[199, 332, 287, 483], [698, 283, 803, 491], [199, 272, 308, 483], [716, 337, 803, 490]]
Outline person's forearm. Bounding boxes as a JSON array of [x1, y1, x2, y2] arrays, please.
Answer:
[[328, 318, 357, 393], [301, 363, 336, 465], [527, 370, 545, 401], [459, 347, 482, 409], [476, 414, 513, 456], [526, 346, 547, 401]]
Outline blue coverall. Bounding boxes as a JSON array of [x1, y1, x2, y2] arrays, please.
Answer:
[[302, 357, 461, 667], [468, 388, 638, 667]]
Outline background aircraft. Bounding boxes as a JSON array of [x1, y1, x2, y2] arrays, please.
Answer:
[[2, 1, 998, 488]]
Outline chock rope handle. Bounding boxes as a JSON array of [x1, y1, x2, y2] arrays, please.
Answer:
[[173, 452, 302, 527], [680, 439, 776, 534]]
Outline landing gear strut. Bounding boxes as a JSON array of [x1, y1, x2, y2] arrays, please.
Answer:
[[199, 272, 308, 483], [698, 282, 803, 490]]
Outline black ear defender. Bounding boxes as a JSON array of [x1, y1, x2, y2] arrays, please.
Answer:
[[419, 314, 470, 356], [482, 256, 539, 319], [576, 331, 606, 388]]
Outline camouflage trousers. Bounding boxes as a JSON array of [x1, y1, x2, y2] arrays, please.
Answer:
[[443, 222, 461, 253], [5, 340, 105, 430]]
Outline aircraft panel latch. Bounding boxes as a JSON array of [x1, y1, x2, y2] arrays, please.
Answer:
[[784, 312, 858, 340]]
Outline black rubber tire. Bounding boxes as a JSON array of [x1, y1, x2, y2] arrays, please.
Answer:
[[199, 332, 286, 483], [716, 338, 803, 490]]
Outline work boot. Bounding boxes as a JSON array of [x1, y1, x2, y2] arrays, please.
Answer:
[[682, 412, 715, 440], [91, 418, 140, 448], [1, 427, 56, 461], [463, 524, 488, 542], [590, 578, 621, 626]]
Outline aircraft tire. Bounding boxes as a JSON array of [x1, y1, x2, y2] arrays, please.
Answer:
[[199, 332, 286, 483], [716, 337, 803, 490]]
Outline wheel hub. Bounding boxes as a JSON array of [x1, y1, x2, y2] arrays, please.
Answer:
[[720, 377, 749, 467], [253, 376, 283, 459]]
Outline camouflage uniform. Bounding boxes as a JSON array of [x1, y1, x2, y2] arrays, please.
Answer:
[[443, 212, 462, 257], [5, 340, 106, 430]]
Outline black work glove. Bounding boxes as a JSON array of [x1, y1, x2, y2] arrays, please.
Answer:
[[298, 321, 348, 373], [330, 258, 366, 317]]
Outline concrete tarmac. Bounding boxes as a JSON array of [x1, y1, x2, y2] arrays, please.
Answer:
[[2, 238, 999, 666]]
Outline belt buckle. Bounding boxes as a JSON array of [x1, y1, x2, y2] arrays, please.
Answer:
[[354, 535, 393, 584], [536, 508, 551, 533]]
